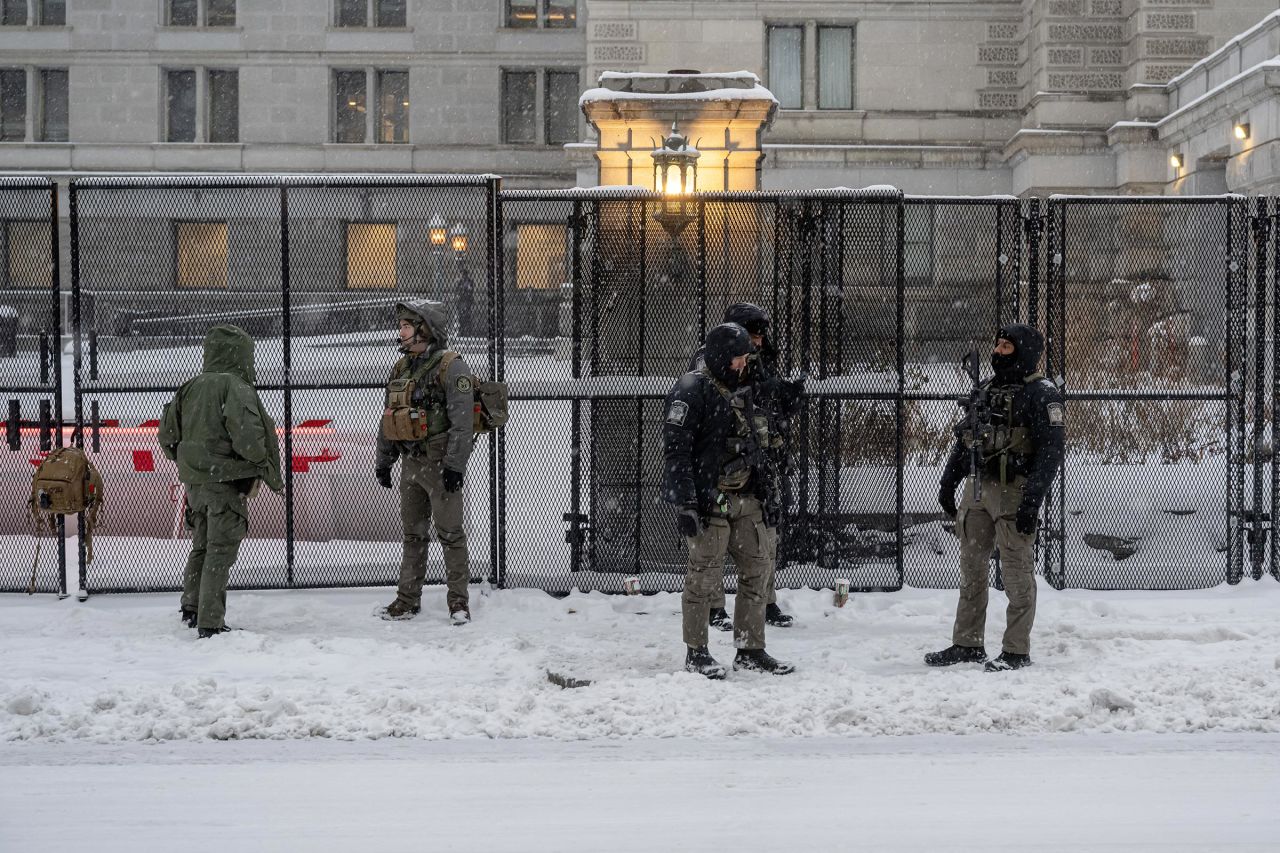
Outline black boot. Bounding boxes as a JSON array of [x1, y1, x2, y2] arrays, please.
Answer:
[[684, 646, 727, 680], [733, 648, 796, 675], [984, 652, 1032, 672], [708, 607, 733, 632], [924, 645, 987, 667], [379, 599, 420, 621], [765, 603, 794, 628], [197, 625, 232, 639], [179, 607, 197, 629]]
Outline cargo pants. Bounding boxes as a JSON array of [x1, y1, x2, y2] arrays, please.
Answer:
[[952, 475, 1038, 655], [180, 481, 249, 631], [683, 493, 774, 651], [395, 437, 470, 613]]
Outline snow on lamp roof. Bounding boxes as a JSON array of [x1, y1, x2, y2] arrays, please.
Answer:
[[579, 70, 777, 106]]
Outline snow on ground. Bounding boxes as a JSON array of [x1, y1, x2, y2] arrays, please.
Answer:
[[3, 583, 1278, 742], [2, 583, 1279, 851]]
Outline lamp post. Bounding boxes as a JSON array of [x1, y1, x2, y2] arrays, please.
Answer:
[[652, 121, 700, 238], [428, 214, 447, 301]]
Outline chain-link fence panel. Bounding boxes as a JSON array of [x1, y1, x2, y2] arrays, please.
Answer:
[[0, 178, 63, 594], [1046, 197, 1247, 590]]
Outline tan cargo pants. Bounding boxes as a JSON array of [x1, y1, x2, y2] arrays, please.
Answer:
[[682, 493, 774, 650], [952, 475, 1037, 655], [394, 438, 470, 613]]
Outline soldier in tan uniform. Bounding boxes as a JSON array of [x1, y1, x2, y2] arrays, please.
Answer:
[[376, 300, 476, 625]]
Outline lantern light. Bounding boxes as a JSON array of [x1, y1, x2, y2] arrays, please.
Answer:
[[651, 121, 701, 237], [428, 214, 447, 247]]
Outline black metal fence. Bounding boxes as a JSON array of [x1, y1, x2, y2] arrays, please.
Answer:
[[1, 178, 1274, 595]]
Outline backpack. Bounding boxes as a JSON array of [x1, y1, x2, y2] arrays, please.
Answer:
[[438, 351, 509, 434], [28, 446, 105, 592]]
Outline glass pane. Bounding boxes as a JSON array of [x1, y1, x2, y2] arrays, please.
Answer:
[[39, 0, 65, 26], [506, 0, 536, 28], [375, 0, 405, 27], [502, 71, 536, 144], [545, 0, 575, 28], [6, 221, 52, 289], [175, 222, 229, 289], [335, 0, 365, 27], [1, 0, 27, 26], [334, 70, 366, 143], [346, 223, 397, 289], [208, 69, 238, 143], [168, 0, 197, 26], [768, 26, 802, 110], [38, 68, 67, 142], [207, 0, 236, 27], [544, 70, 578, 145], [166, 69, 196, 142], [376, 69, 408, 143], [0, 69, 25, 141], [515, 224, 567, 289], [818, 26, 853, 109]]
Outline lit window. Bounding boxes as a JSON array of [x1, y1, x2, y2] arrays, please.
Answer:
[[5, 220, 52, 288], [335, 69, 408, 144], [377, 69, 408, 144], [346, 223, 397, 289], [515, 224, 568, 290], [175, 222, 229, 289], [506, 0, 574, 28]]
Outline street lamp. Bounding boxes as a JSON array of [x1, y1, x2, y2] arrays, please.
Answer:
[[651, 121, 700, 237], [450, 222, 468, 254]]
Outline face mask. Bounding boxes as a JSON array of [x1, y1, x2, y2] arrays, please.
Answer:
[[991, 350, 1020, 377]]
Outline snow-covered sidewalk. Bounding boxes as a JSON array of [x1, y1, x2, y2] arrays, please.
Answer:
[[3, 583, 1278, 741]]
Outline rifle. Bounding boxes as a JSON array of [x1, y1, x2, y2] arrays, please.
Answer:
[[958, 347, 992, 502]]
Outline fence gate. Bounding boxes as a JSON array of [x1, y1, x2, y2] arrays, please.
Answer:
[[1045, 196, 1249, 590], [0, 179, 62, 594]]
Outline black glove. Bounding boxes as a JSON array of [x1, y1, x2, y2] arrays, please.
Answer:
[[938, 483, 958, 518], [1015, 503, 1039, 535], [675, 507, 703, 538], [375, 467, 393, 489], [442, 468, 464, 493]]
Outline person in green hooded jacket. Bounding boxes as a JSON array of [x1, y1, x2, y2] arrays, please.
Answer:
[[159, 325, 284, 638]]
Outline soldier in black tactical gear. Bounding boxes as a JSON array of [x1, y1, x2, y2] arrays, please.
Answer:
[[688, 303, 803, 631], [664, 322, 796, 679], [926, 324, 1065, 671], [376, 300, 476, 625]]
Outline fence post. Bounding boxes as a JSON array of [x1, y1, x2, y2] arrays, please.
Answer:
[[1248, 197, 1271, 581], [280, 182, 294, 587]]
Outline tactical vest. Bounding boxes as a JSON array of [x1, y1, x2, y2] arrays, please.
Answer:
[[382, 350, 450, 443], [702, 369, 771, 494], [961, 372, 1042, 483]]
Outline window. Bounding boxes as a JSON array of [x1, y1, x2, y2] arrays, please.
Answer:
[[515, 224, 568, 289], [503, 68, 578, 145], [38, 0, 63, 25], [768, 23, 855, 110], [165, 69, 196, 142], [1, 0, 25, 25], [164, 68, 239, 143], [175, 222, 229, 289], [334, 69, 408, 143], [0, 69, 24, 141], [167, 0, 235, 27], [37, 68, 66, 142], [544, 70, 578, 145], [336, 0, 406, 28], [502, 71, 536, 144], [818, 26, 854, 109], [505, 0, 574, 28], [4, 221, 51, 288], [207, 69, 238, 143], [345, 223, 397, 289], [767, 26, 802, 110]]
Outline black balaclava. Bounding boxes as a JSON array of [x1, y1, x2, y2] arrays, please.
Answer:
[[991, 323, 1044, 382], [704, 323, 755, 389], [724, 302, 774, 361]]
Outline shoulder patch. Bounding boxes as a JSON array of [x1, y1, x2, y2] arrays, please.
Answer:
[[455, 375, 473, 394], [666, 400, 689, 426], [1046, 401, 1065, 426]]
